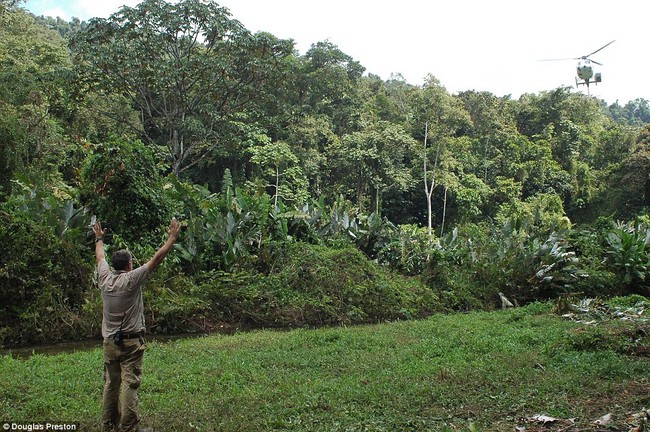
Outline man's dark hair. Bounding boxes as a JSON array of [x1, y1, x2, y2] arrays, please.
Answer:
[[111, 250, 132, 271]]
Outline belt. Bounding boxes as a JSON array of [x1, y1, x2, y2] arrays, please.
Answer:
[[121, 332, 144, 340], [109, 331, 144, 340]]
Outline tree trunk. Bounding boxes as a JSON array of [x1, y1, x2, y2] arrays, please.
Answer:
[[171, 129, 182, 174], [375, 185, 380, 215], [423, 122, 436, 238], [440, 185, 448, 237], [483, 138, 489, 183], [427, 191, 433, 236], [424, 123, 430, 236], [274, 165, 279, 207]]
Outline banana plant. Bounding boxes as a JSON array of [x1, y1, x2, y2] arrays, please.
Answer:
[[527, 231, 585, 289], [10, 175, 90, 238], [605, 221, 650, 285]]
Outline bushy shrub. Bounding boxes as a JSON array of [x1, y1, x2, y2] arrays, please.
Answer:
[[422, 222, 589, 310], [495, 193, 571, 237], [567, 227, 618, 296], [422, 225, 497, 311], [377, 224, 436, 275], [0, 211, 92, 346], [196, 242, 440, 327], [81, 137, 171, 245], [499, 230, 587, 301], [144, 272, 210, 334]]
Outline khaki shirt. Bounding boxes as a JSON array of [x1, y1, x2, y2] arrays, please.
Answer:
[[98, 260, 149, 339]]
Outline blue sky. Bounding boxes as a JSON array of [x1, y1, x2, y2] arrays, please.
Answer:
[[24, 0, 650, 105]]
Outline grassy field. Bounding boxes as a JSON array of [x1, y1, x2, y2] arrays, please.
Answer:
[[2, 302, 650, 431]]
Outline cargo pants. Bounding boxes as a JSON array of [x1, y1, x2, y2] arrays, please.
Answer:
[[102, 337, 145, 432]]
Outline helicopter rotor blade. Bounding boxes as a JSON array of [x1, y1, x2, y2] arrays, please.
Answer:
[[585, 40, 615, 58], [590, 59, 603, 66], [538, 57, 576, 62]]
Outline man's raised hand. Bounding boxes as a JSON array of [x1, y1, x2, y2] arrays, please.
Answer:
[[168, 218, 181, 240], [93, 221, 107, 240]]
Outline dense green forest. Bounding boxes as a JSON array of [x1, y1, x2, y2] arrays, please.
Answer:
[[2, 0, 650, 347]]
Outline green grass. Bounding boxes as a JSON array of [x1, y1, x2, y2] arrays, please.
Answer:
[[2, 304, 650, 431]]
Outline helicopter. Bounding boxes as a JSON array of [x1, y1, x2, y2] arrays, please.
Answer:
[[541, 40, 615, 94]]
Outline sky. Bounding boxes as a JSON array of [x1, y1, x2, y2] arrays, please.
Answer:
[[23, 0, 650, 105]]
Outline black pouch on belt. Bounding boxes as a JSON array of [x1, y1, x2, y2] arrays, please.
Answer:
[[113, 330, 123, 347], [113, 312, 126, 347]]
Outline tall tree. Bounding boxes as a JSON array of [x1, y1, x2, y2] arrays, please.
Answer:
[[422, 122, 436, 236], [286, 114, 339, 197], [248, 140, 308, 207], [0, 7, 73, 195], [70, 0, 294, 174], [328, 120, 417, 214], [610, 99, 650, 126], [457, 90, 519, 183], [295, 41, 365, 135], [359, 73, 415, 125], [606, 125, 650, 215], [411, 76, 471, 235]]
